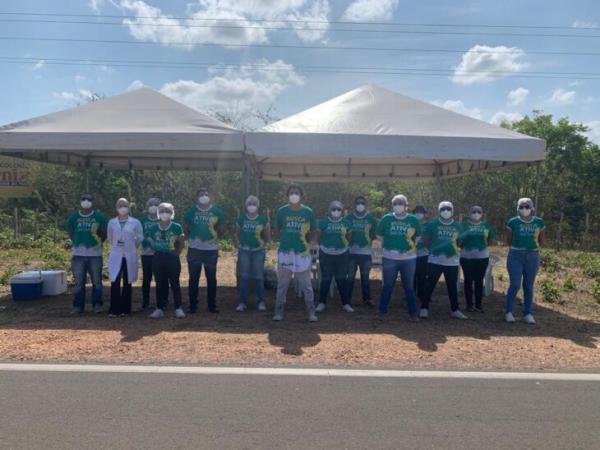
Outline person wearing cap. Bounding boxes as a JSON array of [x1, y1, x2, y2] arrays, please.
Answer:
[[459, 206, 496, 313], [147, 203, 186, 319], [66, 193, 108, 314], [421, 201, 468, 320], [273, 184, 318, 322], [375, 194, 421, 321], [140, 197, 161, 310], [316, 200, 353, 313], [347, 196, 378, 307], [412, 205, 430, 304], [505, 197, 545, 324], [184, 187, 225, 314], [236, 195, 270, 312], [107, 198, 143, 317]]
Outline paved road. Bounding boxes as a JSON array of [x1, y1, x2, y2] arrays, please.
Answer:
[[1, 369, 599, 449]]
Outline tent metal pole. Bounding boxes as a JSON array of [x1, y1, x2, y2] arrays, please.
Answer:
[[534, 161, 541, 210]]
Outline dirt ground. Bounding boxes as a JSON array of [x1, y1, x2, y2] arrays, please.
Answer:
[[1, 251, 599, 370]]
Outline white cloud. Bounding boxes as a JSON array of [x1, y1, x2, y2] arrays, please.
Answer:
[[549, 88, 576, 105], [572, 20, 598, 28], [159, 59, 304, 122], [53, 89, 95, 104], [127, 79, 146, 91], [118, 0, 330, 47], [583, 120, 600, 144], [507, 87, 529, 107], [490, 111, 523, 125], [88, 0, 120, 12], [452, 45, 527, 85], [31, 60, 45, 71], [342, 0, 399, 21], [74, 75, 86, 84], [431, 99, 483, 120]]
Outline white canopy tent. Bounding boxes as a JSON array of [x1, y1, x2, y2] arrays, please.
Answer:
[[0, 88, 245, 172], [246, 84, 546, 182]]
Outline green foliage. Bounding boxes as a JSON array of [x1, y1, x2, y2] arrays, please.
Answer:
[[575, 253, 600, 278], [563, 274, 576, 291], [592, 279, 600, 304], [0, 267, 19, 286], [218, 239, 236, 252], [540, 249, 561, 273], [539, 278, 561, 303], [40, 244, 71, 271]]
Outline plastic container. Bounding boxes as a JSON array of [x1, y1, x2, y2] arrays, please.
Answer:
[[39, 270, 67, 296], [10, 271, 43, 301]]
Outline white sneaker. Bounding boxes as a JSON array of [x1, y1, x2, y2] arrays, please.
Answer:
[[308, 314, 319, 322], [342, 304, 354, 313], [236, 304, 247, 312], [175, 308, 186, 318], [315, 302, 326, 312], [523, 314, 536, 325], [272, 314, 283, 321], [257, 302, 266, 312], [505, 312, 516, 323], [419, 308, 429, 319], [451, 310, 468, 320], [149, 308, 164, 319]]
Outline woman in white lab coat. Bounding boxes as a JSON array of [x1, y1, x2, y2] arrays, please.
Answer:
[[108, 198, 143, 316]]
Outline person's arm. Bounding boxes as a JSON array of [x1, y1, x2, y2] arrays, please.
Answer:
[[370, 217, 378, 241], [505, 229, 513, 246], [538, 229, 545, 247], [107, 220, 113, 243], [134, 221, 144, 248], [66, 215, 74, 240], [487, 224, 497, 246], [234, 223, 241, 247], [174, 232, 185, 255], [308, 213, 318, 243], [98, 216, 108, 242]]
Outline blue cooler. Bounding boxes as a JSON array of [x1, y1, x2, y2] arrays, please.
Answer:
[[10, 271, 43, 301]]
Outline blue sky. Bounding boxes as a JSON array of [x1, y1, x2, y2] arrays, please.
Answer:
[[1, 0, 599, 141]]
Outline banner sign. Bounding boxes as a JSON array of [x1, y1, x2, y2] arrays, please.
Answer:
[[0, 155, 34, 198]]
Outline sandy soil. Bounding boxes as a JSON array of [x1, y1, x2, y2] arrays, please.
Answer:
[[1, 252, 598, 370]]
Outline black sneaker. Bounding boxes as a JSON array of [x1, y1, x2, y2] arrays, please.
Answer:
[[208, 307, 220, 314]]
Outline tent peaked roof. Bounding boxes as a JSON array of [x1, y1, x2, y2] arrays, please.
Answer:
[[247, 84, 546, 181], [0, 88, 244, 171]]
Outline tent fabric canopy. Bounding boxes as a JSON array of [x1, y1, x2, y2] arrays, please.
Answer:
[[246, 84, 546, 181], [0, 88, 244, 171]]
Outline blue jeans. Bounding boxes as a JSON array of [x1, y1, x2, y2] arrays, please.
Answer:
[[71, 255, 103, 310], [238, 249, 265, 305], [348, 253, 372, 302], [506, 249, 540, 316], [187, 248, 218, 311], [319, 250, 350, 305], [379, 257, 417, 316]]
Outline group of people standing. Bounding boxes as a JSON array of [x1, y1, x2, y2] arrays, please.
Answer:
[[66, 185, 545, 324]]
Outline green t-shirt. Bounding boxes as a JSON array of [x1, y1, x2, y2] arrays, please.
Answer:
[[506, 216, 545, 250], [276, 204, 316, 256], [318, 217, 351, 254], [347, 212, 377, 253], [140, 215, 160, 255], [184, 205, 224, 250], [375, 213, 421, 259], [237, 214, 268, 251], [460, 221, 495, 251], [66, 210, 108, 256], [424, 220, 462, 264], [147, 222, 184, 254]]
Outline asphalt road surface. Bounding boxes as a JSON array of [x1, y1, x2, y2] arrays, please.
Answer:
[[1, 367, 599, 449]]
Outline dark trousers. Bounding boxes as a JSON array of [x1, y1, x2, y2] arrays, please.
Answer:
[[187, 248, 218, 311], [109, 258, 132, 315], [153, 252, 182, 310], [347, 254, 372, 302], [141, 254, 154, 308], [422, 263, 459, 312], [319, 250, 350, 305], [460, 257, 489, 309], [414, 255, 429, 303]]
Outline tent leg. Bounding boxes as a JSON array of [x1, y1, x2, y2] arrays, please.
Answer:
[[534, 162, 541, 210]]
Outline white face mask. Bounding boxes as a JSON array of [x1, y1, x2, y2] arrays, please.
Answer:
[[159, 212, 172, 221], [393, 204, 405, 214], [440, 210, 453, 219], [331, 210, 342, 218], [355, 204, 366, 213], [247, 205, 258, 214], [117, 207, 129, 216], [80, 200, 92, 209], [289, 194, 300, 204], [415, 213, 425, 221], [148, 206, 158, 215], [198, 195, 210, 205], [470, 212, 482, 221], [519, 207, 532, 217]]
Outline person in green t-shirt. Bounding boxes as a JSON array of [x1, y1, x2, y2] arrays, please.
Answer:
[[235, 195, 270, 312], [139, 197, 160, 310], [347, 196, 378, 307], [505, 197, 545, 325], [147, 203, 185, 319], [183, 187, 224, 314], [316, 200, 353, 313], [412, 205, 430, 305], [66, 193, 108, 314], [421, 201, 468, 320], [375, 194, 421, 321], [458, 205, 496, 312], [273, 184, 318, 322]]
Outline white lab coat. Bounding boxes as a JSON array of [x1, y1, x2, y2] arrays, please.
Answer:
[[107, 216, 144, 283]]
